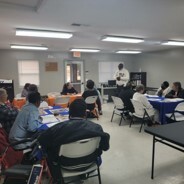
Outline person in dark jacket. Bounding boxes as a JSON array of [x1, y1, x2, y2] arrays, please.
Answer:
[[118, 82, 135, 113], [60, 82, 78, 95], [82, 80, 102, 115], [165, 82, 184, 99], [38, 99, 110, 184], [21, 83, 30, 98]]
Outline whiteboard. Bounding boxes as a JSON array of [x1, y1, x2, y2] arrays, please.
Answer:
[[98, 61, 123, 83]]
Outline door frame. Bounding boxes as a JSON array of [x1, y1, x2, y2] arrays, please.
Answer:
[[64, 60, 85, 92]]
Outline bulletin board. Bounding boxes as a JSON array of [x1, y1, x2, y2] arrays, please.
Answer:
[[45, 62, 58, 71]]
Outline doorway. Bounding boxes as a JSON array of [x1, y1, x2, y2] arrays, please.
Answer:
[[64, 60, 84, 93]]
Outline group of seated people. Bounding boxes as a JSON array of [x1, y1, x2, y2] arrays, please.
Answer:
[[118, 80, 184, 125], [0, 79, 108, 183]]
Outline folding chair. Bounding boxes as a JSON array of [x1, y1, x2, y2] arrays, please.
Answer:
[[56, 137, 102, 184], [130, 99, 153, 132], [54, 96, 70, 107], [85, 96, 99, 120], [0, 136, 50, 184], [165, 102, 184, 122], [111, 96, 128, 126]]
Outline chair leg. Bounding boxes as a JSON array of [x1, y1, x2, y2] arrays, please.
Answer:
[[119, 116, 123, 126], [129, 116, 134, 127], [139, 119, 144, 133], [111, 111, 115, 122], [97, 166, 102, 184]]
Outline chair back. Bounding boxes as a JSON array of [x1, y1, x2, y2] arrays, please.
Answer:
[[15, 93, 21, 98], [85, 96, 98, 105], [131, 99, 145, 116], [54, 96, 70, 106], [59, 137, 100, 158], [175, 102, 184, 112], [47, 92, 60, 97], [111, 96, 124, 109]]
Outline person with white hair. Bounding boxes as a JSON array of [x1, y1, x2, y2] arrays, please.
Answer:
[[0, 88, 18, 134]]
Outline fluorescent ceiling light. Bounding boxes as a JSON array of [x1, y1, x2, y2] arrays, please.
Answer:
[[16, 29, 73, 39], [102, 36, 144, 43], [11, 45, 48, 50], [70, 49, 100, 52], [162, 40, 184, 46], [116, 51, 142, 54]]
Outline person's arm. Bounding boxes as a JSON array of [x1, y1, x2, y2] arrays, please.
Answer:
[[120, 69, 130, 81], [72, 87, 78, 94], [141, 95, 153, 109], [165, 90, 175, 98], [113, 70, 119, 80], [27, 111, 42, 132]]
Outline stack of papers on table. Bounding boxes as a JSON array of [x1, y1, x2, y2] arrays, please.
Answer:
[[41, 115, 60, 124]]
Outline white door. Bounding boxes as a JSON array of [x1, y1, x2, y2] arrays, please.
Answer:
[[64, 61, 84, 93]]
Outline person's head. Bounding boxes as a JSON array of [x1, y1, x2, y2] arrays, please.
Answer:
[[28, 92, 41, 107], [126, 81, 133, 89], [24, 83, 30, 90], [66, 82, 73, 90], [118, 63, 124, 70], [28, 84, 38, 93], [0, 88, 8, 103], [69, 99, 87, 118], [172, 82, 182, 92], [161, 81, 169, 90], [86, 80, 95, 90], [136, 84, 145, 94]]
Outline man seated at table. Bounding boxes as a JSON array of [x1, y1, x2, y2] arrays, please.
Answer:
[[156, 81, 171, 97], [60, 82, 78, 95], [133, 84, 159, 124], [9, 92, 42, 149], [38, 99, 110, 184], [0, 88, 19, 134], [165, 82, 184, 99], [119, 81, 135, 113], [82, 79, 102, 115]]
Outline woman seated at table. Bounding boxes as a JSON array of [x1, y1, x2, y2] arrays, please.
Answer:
[[60, 82, 78, 95], [0, 88, 19, 134], [133, 84, 159, 125], [156, 81, 171, 97], [165, 82, 184, 99], [21, 83, 30, 97]]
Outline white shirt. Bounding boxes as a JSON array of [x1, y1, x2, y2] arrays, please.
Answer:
[[114, 68, 130, 86], [155, 87, 171, 97]]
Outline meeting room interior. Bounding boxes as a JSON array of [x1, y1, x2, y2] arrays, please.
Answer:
[[1, 0, 184, 184]]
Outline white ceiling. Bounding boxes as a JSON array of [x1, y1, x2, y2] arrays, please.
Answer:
[[0, 0, 184, 53]]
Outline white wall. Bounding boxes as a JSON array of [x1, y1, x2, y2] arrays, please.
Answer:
[[0, 50, 134, 95], [132, 48, 184, 88]]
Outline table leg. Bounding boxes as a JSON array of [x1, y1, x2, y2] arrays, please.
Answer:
[[151, 135, 155, 179]]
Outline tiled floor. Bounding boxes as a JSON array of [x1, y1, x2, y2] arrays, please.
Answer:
[[2, 103, 184, 184]]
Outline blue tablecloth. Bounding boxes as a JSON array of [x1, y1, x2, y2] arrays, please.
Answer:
[[147, 97, 184, 124], [39, 106, 69, 130]]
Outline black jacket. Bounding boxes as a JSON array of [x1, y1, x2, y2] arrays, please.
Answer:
[[165, 89, 184, 99], [60, 87, 78, 95], [119, 87, 135, 113], [38, 118, 110, 158]]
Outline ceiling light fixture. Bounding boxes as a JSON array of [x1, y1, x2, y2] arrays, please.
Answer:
[[162, 40, 184, 46], [16, 29, 73, 39], [116, 50, 142, 54], [102, 36, 144, 43], [70, 49, 100, 52], [10, 45, 48, 50]]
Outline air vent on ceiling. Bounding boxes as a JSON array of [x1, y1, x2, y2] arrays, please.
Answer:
[[71, 23, 90, 27]]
